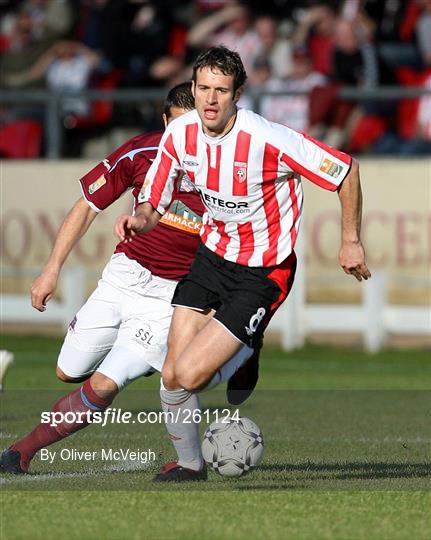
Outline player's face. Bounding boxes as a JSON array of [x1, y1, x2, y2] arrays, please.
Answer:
[[163, 106, 189, 127], [193, 67, 241, 137]]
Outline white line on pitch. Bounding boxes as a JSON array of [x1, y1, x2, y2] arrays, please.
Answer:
[[0, 460, 152, 484]]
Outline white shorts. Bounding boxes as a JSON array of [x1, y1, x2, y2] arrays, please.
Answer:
[[57, 253, 177, 389]]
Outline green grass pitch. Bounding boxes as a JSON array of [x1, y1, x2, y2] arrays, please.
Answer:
[[1, 334, 430, 540]]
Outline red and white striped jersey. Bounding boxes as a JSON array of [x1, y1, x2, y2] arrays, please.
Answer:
[[141, 108, 352, 267]]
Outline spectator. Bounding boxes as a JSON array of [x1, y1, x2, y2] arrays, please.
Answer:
[[187, 2, 262, 73], [76, 0, 171, 86], [2, 10, 36, 54], [362, 0, 422, 69], [259, 48, 326, 132], [292, 3, 337, 76], [373, 72, 431, 155], [4, 41, 101, 118], [149, 55, 189, 88], [247, 54, 272, 88], [0, 12, 50, 88], [45, 41, 101, 117], [125, 0, 172, 86], [332, 18, 379, 88], [1, 0, 426, 157], [20, 0, 73, 41], [309, 17, 379, 148], [0, 0, 73, 88], [74, 0, 110, 52], [252, 15, 293, 80]]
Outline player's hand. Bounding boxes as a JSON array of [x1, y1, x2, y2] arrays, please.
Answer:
[[339, 241, 371, 282], [30, 270, 59, 311], [114, 214, 147, 243]]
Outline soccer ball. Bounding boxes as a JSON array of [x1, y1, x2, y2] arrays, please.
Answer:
[[201, 417, 264, 477]]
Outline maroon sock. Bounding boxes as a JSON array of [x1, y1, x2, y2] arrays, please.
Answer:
[[11, 380, 112, 471]]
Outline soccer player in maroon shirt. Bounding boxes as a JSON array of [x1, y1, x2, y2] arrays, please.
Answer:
[[0, 82, 254, 479], [116, 46, 371, 481]]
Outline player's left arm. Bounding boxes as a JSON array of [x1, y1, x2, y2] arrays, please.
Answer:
[[337, 159, 371, 282], [271, 123, 371, 282]]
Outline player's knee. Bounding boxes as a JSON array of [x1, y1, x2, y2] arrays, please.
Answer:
[[175, 369, 203, 393], [56, 366, 86, 383], [89, 372, 118, 401], [161, 364, 179, 390]]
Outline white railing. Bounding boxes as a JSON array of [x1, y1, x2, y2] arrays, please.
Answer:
[[272, 270, 430, 352], [0, 266, 429, 351]]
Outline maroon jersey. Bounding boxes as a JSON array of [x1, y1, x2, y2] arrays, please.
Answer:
[[79, 131, 204, 280]]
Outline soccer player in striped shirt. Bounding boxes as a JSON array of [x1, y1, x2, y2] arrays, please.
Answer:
[[116, 46, 371, 481], [0, 82, 253, 480]]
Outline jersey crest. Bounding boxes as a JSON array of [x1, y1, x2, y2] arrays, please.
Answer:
[[234, 161, 248, 183]]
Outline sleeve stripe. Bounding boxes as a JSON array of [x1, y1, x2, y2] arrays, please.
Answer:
[[302, 132, 352, 165], [280, 152, 342, 192], [108, 146, 159, 173], [147, 152, 174, 212], [163, 134, 179, 163]]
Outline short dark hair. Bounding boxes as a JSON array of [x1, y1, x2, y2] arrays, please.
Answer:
[[164, 81, 195, 118], [192, 46, 247, 93]]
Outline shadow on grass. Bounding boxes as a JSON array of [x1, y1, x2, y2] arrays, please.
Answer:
[[260, 462, 431, 480]]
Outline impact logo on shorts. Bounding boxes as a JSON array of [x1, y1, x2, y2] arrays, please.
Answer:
[[319, 158, 342, 178], [245, 307, 266, 337]]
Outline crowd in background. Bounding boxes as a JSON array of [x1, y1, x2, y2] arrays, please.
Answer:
[[1, 0, 431, 157]]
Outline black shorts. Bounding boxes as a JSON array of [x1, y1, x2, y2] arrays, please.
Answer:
[[171, 243, 297, 347]]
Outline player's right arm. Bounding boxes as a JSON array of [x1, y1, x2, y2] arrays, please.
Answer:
[[114, 127, 184, 242], [115, 202, 162, 242], [31, 133, 162, 311], [30, 197, 97, 311]]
